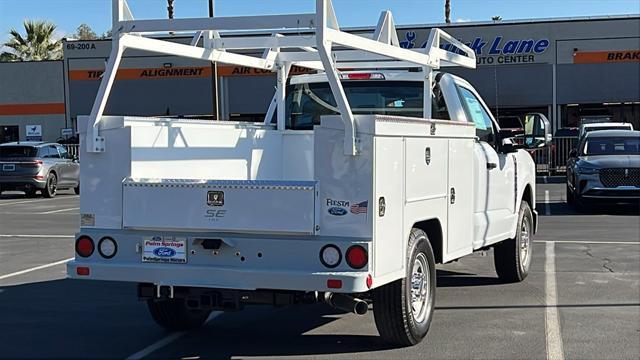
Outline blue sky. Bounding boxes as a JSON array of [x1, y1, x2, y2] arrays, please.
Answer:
[[1, 0, 639, 43]]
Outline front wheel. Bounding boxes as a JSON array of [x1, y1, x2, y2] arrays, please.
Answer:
[[494, 201, 533, 282], [147, 298, 211, 331], [566, 183, 574, 204], [372, 228, 436, 346]]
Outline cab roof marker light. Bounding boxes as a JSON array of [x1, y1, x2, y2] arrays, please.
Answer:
[[340, 73, 386, 80]]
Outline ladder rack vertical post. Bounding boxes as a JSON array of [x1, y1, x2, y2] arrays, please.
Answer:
[[276, 63, 291, 131], [424, 68, 433, 119], [316, 0, 357, 156], [87, 39, 124, 152]]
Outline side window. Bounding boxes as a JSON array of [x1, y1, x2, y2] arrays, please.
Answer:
[[39, 147, 51, 158], [47, 145, 61, 159], [56, 145, 70, 159], [431, 84, 450, 120], [457, 86, 495, 145]]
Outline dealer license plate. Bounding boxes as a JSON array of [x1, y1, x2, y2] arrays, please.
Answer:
[[2, 164, 15, 172], [142, 236, 187, 264]]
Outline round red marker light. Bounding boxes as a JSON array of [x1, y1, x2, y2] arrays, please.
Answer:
[[75, 236, 95, 258], [346, 245, 368, 269]]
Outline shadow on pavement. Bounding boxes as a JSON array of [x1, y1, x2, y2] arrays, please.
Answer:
[[0, 279, 392, 358], [541, 202, 639, 216], [173, 305, 394, 359], [436, 269, 502, 288], [0, 279, 165, 359]]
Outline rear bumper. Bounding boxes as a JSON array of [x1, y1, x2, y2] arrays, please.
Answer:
[[66, 228, 374, 293], [67, 261, 371, 293], [0, 177, 46, 190]]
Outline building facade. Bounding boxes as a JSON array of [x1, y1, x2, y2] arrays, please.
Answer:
[[0, 15, 638, 143]]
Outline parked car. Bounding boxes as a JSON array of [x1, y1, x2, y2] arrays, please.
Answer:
[[0, 142, 80, 198], [566, 130, 640, 208], [578, 122, 634, 139]]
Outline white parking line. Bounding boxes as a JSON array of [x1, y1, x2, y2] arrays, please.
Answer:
[[545, 242, 565, 360], [544, 190, 551, 215], [0, 234, 73, 238], [125, 312, 221, 360], [38, 207, 80, 214], [0, 258, 73, 281], [0, 196, 78, 207]]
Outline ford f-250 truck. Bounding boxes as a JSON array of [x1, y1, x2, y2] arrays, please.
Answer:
[[67, 0, 551, 346]]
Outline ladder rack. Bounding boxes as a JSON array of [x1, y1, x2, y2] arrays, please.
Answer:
[[88, 0, 476, 155]]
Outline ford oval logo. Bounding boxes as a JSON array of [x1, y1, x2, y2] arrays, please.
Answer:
[[153, 247, 176, 257], [328, 207, 347, 216]]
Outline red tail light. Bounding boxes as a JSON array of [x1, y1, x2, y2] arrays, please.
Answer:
[[346, 245, 368, 269], [327, 279, 342, 289], [76, 266, 90, 276], [75, 236, 95, 258]]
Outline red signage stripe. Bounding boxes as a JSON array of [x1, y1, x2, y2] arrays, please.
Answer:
[[0, 103, 65, 116]]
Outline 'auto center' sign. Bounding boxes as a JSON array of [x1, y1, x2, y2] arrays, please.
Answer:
[[399, 31, 550, 65]]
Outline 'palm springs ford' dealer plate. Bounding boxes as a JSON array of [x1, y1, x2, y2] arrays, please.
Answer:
[[142, 236, 187, 264]]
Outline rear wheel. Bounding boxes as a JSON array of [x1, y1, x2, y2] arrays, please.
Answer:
[[147, 298, 211, 331], [372, 228, 436, 346], [74, 185, 80, 195], [42, 173, 57, 198], [494, 201, 533, 283], [24, 189, 38, 198]]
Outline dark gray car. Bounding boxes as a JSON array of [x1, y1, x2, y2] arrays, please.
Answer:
[[566, 130, 640, 208], [0, 142, 79, 198]]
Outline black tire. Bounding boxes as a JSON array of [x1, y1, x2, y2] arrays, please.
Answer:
[[147, 298, 211, 331], [42, 172, 58, 198], [74, 185, 80, 195], [566, 183, 574, 205], [372, 228, 436, 346], [494, 201, 533, 283], [24, 189, 38, 198]]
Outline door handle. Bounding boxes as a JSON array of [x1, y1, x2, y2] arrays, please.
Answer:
[[487, 162, 497, 170]]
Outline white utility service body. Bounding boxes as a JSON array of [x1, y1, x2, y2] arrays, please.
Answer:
[[68, 0, 547, 345], [72, 74, 536, 291]]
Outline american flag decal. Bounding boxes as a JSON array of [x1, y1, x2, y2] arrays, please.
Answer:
[[350, 201, 368, 215]]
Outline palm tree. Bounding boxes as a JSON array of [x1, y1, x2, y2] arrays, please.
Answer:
[[1, 20, 62, 61], [445, 0, 451, 24]]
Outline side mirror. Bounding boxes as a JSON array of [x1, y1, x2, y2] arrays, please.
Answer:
[[522, 112, 552, 149], [569, 149, 578, 158]]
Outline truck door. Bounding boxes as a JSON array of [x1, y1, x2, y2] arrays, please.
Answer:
[[455, 85, 517, 246]]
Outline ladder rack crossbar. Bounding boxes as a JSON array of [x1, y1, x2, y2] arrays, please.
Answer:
[[88, 0, 477, 156]]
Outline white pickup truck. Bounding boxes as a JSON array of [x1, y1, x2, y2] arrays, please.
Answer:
[[68, 0, 551, 346]]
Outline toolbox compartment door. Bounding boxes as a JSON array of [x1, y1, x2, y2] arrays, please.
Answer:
[[122, 178, 317, 235]]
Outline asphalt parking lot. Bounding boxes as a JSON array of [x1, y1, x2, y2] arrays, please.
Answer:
[[0, 182, 638, 360]]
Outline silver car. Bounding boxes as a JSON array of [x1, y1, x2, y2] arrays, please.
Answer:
[[0, 142, 80, 198], [566, 130, 640, 208]]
